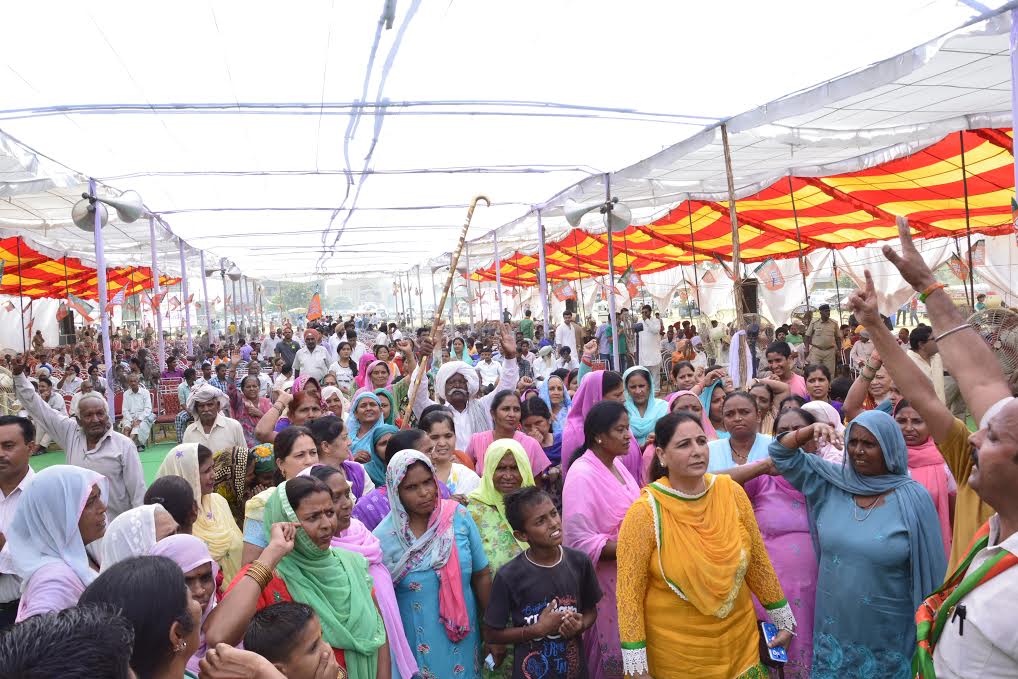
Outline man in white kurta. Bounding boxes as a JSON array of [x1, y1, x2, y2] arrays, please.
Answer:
[[119, 373, 154, 450], [637, 305, 663, 394]]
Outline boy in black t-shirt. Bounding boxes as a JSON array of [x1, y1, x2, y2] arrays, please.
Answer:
[[484, 487, 602, 679]]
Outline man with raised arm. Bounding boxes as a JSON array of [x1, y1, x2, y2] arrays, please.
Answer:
[[860, 219, 1017, 678], [12, 355, 145, 521], [411, 322, 519, 451]]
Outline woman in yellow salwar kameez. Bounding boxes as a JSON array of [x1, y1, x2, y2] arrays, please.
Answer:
[[617, 411, 796, 679]]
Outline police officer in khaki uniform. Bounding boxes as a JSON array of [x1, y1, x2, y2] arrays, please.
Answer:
[[805, 304, 842, 374]]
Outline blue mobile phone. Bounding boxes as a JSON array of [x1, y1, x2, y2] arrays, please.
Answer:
[[760, 622, 788, 663]]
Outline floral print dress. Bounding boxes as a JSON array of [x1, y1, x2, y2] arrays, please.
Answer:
[[468, 501, 524, 679]]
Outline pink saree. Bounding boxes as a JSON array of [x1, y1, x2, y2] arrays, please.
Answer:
[[562, 450, 640, 679]]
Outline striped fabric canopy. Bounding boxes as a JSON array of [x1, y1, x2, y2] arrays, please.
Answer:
[[0, 236, 181, 301], [471, 128, 1014, 284]]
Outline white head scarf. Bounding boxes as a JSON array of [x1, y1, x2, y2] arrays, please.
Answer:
[[100, 504, 173, 572], [187, 383, 229, 417], [8, 465, 106, 588], [434, 361, 479, 401]]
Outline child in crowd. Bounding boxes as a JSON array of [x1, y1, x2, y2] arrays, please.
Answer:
[[484, 487, 601, 679], [242, 602, 342, 679]]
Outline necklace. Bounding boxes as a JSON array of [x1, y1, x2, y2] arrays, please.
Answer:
[[853, 494, 884, 522], [525, 545, 564, 568], [730, 439, 753, 464]]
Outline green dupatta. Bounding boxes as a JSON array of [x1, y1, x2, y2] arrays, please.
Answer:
[[264, 482, 386, 679]]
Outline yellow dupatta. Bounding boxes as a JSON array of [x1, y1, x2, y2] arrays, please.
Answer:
[[644, 474, 748, 618], [157, 444, 245, 582]]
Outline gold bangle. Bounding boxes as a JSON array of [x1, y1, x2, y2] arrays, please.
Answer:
[[245, 560, 274, 589]]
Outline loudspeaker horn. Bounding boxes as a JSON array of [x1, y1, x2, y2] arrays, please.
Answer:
[[99, 190, 146, 224], [70, 189, 146, 232], [562, 198, 632, 233]]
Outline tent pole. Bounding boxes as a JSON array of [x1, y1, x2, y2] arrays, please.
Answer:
[[416, 266, 423, 327], [721, 124, 748, 388], [219, 264, 228, 343], [406, 271, 415, 329], [1011, 9, 1018, 194], [179, 241, 193, 357], [679, 264, 693, 323], [686, 201, 702, 317], [832, 251, 844, 325], [199, 251, 213, 344], [90, 178, 116, 415], [536, 208, 551, 338], [604, 173, 621, 372], [148, 217, 165, 371], [15, 237, 26, 353], [958, 131, 977, 310], [572, 232, 585, 325], [787, 176, 813, 310], [464, 244, 476, 332], [493, 232, 505, 323], [62, 255, 73, 341]]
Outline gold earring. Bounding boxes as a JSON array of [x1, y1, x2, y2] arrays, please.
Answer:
[[595, 439, 602, 444], [176, 641, 188, 653]]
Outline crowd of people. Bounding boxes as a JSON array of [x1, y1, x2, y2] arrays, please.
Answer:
[[0, 223, 1014, 679]]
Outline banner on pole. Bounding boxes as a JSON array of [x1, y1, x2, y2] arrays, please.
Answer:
[[307, 293, 323, 321], [551, 281, 576, 301], [56, 304, 68, 322], [105, 288, 125, 314], [946, 254, 969, 281], [754, 258, 785, 291], [968, 239, 985, 267]]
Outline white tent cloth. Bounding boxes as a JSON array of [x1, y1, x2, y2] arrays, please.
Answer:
[[448, 10, 1018, 276], [756, 251, 833, 325], [0, 296, 60, 351], [978, 233, 1018, 303], [835, 239, 955, 316], [0, 1, 1011, 280]]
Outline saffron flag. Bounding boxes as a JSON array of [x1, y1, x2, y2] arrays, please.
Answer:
[[618, 265, 643, 298], [3, 301, 14, 312], [68, 293, 95, 315], [307, 293, 322, 321], [551, 281, 576, 302], [595, 278, 620, 300], [186, 293, 194, 304], [754, 258, 785, 291], [946, 254, 969, 281], [701, 270, 717, 285], [168, 296, 181, 311], [56, 304, 68, 322]]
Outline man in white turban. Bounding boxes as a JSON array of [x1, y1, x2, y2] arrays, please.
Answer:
[[182, 383, 245, 453], [412, 323, 519, 451]]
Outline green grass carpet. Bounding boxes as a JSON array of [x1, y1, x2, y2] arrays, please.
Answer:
[[30, 440, 177, 485]]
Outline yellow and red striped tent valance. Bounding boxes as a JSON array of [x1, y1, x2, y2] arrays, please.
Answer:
[[472, 128, 1014, 284], [0, 236, 181, 301]]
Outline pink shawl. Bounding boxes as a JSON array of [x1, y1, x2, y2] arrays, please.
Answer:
[[907, 437, 953, 558], [562, 450, 640, 564], [467, 430, 551, 476], [666, 389, 717, 439], [354, 353, 378, 389], [332, 519, 419, 679], [561, 370, 644, 483]]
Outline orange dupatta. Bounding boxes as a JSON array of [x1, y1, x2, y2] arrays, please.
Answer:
[[644, 474, 748, 618]]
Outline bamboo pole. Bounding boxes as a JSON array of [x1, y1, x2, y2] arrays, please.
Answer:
[[787, 176, 813, 309], [400, 196, 490, 428], [959, 131, 977, 310], [721, 123, 748, 387]]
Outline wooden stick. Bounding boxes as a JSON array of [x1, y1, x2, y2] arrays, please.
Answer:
[[399, 196, 490, 428], [721, 123, 749, 388]]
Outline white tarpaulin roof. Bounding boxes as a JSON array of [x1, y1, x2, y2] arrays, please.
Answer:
[[454, 9, 1018, 270], [1, 0, 1013, 280]]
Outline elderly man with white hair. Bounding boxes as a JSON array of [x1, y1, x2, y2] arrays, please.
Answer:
[[182, 383, 246, 453], [118, 372, 154, 451], [412, 322, 519, 451], [12, 355, 145, 521]]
